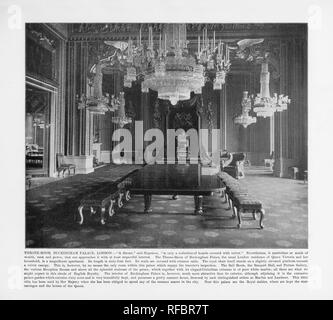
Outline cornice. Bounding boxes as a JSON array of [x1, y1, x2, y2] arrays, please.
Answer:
[[67, 23, 307, 42]]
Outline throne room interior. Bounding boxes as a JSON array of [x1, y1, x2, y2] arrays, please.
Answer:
[[25, 23, 307, 249]]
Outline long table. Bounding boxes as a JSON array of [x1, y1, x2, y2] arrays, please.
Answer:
[[130, 164, 224, 214]]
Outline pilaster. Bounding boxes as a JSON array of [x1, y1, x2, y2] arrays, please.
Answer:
[[65, 40, 94, 173]]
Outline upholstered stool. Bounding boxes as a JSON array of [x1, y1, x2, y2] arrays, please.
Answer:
[[226, 185, 243, 196], [226, 182, 241, 191], [225, 186, 248, 209], [228, 190, 249, 215], [228, 189, 249, 200], [217, 172, 230, 179], [217, 172, 237, 184], [233, 196, 265, 229]]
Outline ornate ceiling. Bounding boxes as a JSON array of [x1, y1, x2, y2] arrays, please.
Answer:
[[67, 23, 307, 41], [38, 23, 306, 79]]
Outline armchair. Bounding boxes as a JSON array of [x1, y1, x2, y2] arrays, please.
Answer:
[[222, 152, 246, 179]]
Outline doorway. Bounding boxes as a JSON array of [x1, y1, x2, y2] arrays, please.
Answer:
[[166, 105, 200, 162], [26, 85, 51, 176]]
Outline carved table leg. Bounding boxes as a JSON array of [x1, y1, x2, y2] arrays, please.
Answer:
[[259, 209, 265, 229], [90, 207, 96, 215], [78, 205, 84, 225], [144, 194, 152, 213], [236, 207, 242, 228], [109, 200, 115, 217], [225, 194, 230, 209], [125, 190, 131, 201], [229, 197, 233, 211], [221, 189, 227, 202], [224, 193, 227, 205], [100, 207, 106, 225], [229, 197, 233, 212], [118, 193, 124, 208], [252, 210, 256, 220], [194, 195, 203, 215], [231, 203, 236, 219]]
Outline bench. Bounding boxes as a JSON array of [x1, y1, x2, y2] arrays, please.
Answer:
[[223, 152, 246, 179], [76, 169, 137, 225], [217, 171, 265, 229], [77, 185, 121, 225], [117, 177, 133, 204], [233, 196, 265, 229], [227, 188, 249, 214]]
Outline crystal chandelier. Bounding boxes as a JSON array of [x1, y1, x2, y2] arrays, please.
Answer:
[[111, 92, 132, 128], [196, 28, 231, 90], [274, 93, 291, 112], [78, 94, 110, 115], [234, 91, 257, 128], [78, 61, 113, 115], [32, 116, 45, 128], [253, 62, 290, 118], [122, 24, 231, 105]]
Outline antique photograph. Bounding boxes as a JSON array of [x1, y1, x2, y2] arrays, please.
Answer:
[[25, 23, 308, 249]]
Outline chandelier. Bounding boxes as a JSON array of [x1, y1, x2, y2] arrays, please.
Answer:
[[78, 94, 109, 115], [274, 93, 291, 112], [32, 116, 45, 128], [111, 92, 132, 128], [78, 61, 113, 115], [196, 28, 231, 90], [253, 62, 290, 118], [121, 24, 231, 105], [234, 91, 257, 128]]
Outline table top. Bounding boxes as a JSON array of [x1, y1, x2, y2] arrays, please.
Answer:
[[130, 164, 224, 195]]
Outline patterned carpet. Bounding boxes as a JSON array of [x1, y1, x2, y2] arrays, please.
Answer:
[[26, 165, 308, 248]]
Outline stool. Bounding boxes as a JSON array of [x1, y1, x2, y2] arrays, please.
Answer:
[[225, 186, 248, 210], [233, 196, 265, 229], [228, 190, 249, 215]]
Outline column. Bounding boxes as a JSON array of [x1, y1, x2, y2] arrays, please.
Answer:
[[273, 37, 307, 178], [65, 41, 94, 174], [141, 90, 150, 149], [220, 83, 227, 150]]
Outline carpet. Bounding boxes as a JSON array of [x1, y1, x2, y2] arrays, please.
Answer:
[[26, 165, 308, 248]]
